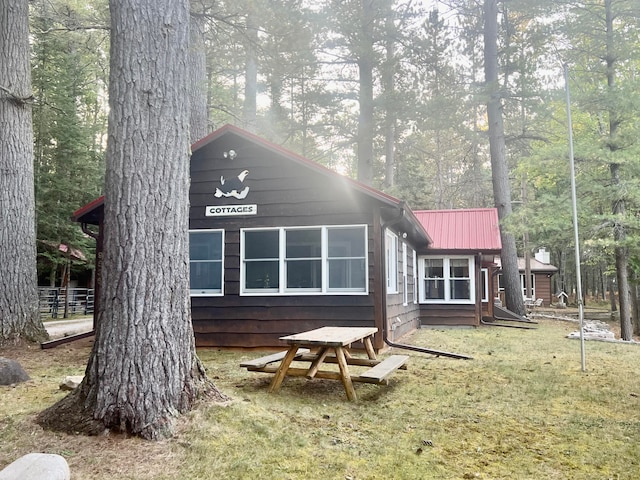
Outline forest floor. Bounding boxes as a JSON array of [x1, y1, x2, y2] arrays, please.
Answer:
[[2, 312, 640, 479]]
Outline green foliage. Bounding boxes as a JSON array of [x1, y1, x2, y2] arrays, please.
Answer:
[[30, 0, 108, 282]]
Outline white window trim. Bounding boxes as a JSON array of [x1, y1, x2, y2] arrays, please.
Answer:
[[385, 230, 398, 294], [497, 273, 536, 299], [189, 229, 225, 297], [418, 255, 475, 305], [412, 249, 418, 304], [240, 225, 369, 296], [402, 242, 408, 306], [481, 268, 489, 303]]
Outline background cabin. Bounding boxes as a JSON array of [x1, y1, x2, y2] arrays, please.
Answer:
[[413, 209, 502, 327], [495, 248, 558, 307]]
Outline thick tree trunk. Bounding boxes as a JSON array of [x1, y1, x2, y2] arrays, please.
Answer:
[[37, 0, 227, 439], [631, 283, 639, 336], [243, 7, 258, 132], [382, 12, 396, 189], [188, 10, 209, 142], [483, 0, 525, 316], [0, 0, 49, 344], [604, 0, 632, 340], [357, 0, 375, 185]]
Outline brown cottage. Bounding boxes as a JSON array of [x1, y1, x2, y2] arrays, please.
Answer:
[[72, 124, 508, 350], [494, 249, 558, 307]]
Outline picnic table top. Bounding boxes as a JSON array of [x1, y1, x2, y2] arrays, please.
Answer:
[[279, 326, 378, 347]]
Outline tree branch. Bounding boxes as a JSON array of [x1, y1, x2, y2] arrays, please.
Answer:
[[0, 85, 34, 106], [37, 25, 109, 34]]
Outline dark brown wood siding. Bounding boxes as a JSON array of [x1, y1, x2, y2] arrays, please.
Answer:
[[419, 304, 477, 327], [385, 241, 420, 341], [189, 135, 410, 348], [534, 273, 553, 306]]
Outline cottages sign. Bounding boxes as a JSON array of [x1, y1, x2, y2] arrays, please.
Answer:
[[205, 204, 257, 217]]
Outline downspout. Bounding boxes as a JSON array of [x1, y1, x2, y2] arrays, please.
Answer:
[[380, 203, 472, 360], [81, 223, 99, 241]]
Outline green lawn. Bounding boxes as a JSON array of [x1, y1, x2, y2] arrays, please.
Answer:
[[2, 318, 639, 479]]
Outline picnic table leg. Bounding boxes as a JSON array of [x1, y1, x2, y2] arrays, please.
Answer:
[[268, 346, 300, 393], [363, 335, 377, 360], [334, 346, 357, 401], [306, 347, 329, 379]]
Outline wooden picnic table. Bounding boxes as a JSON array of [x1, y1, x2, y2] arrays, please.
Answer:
[[241, 326, 409, 401]]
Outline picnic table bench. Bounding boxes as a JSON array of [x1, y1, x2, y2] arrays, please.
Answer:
[[240, 327, 409, 401]]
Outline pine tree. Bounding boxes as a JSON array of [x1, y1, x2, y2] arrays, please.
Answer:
[[0, 0, 49, 344]]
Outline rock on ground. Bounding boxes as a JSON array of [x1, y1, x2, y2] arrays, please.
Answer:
[[59, 375, 84, 391], [0, 453, 70, 480], [0, 358, 30, 385]]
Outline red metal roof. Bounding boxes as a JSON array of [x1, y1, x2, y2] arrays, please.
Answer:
[[72, 195, 104, 223], [413, 208, 502, 252]]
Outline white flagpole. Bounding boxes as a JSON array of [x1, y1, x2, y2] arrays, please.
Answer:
[[564, 63, 586, 372]]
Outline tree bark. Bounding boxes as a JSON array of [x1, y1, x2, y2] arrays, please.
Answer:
[[37, 0, 227, 439], [382, 10, 396, 189], [0, 0, 49, 344], [188, 8, 209, 142], [604, 0, 632, 340], [243, 5, 258, 132], [483, 0, 525, 316], [357, 0, 375, 185]]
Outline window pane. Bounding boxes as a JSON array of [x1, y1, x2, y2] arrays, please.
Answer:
[[190, 262, 222, 291], [286, 259, 321, 289], [425, 279, 445, 299], [245, 230, 279, 259], [425, 259, 443, 277], [450, 279, 471, 299], [286, 229, 321, 258], [245, 261, 279, 289], [450, 258, 469, 278], [190, 231, 222, 261], [328, 258, 366, 290], [189, 231, 223, 294], [328, 227, 365, 257]]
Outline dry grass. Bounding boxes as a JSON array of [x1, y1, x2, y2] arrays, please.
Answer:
[[2, 316, 640, 479]]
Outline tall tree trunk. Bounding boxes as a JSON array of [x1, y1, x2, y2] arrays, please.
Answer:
[[357, 0, 375, 185], [0, 0, 49, 344], [38, 0, 227, 439], [483, 0, 525, 316], [604, 0, 632, 340], [631, 283, 639, 336], [609, 278, 617, 312], [188, 8, 209, 142], [243, 6, 258, 131], [382, 10, 395, 189]]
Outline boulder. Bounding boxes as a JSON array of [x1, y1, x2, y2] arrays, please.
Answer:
[[0, 358, 30, 385], [0, 453, 70, 480], [59, 375, 84, 391]]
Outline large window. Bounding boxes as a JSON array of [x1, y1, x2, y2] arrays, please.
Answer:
[[189, 230, 224, 296], [241, 225, 367, 295], [419, 256, 474, 304]]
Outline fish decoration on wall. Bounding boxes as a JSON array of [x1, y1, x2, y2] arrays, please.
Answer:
[[214, 169, 249, 199]]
